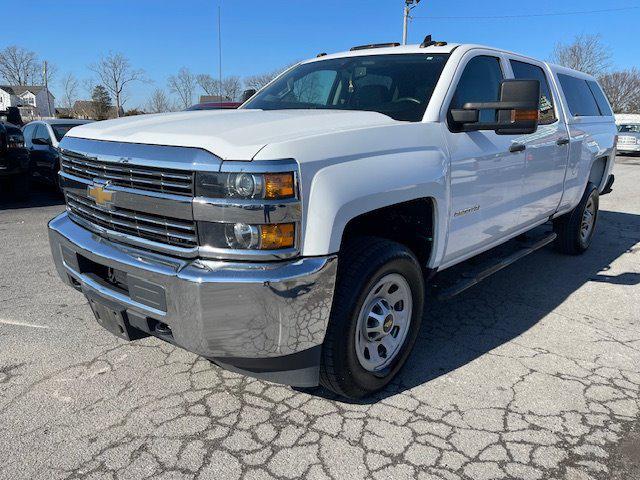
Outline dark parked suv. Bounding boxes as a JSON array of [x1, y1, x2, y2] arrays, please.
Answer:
[[0, 122, 30, 197], [22, 119, 93, 191]]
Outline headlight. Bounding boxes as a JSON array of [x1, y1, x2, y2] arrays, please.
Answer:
[[195, 172, 295, 200], [198, 221, 295, 250]]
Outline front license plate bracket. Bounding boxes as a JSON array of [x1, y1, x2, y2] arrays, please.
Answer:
[[87, 296, 146, 341]]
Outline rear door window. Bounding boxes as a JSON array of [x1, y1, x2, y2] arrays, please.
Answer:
[[586, 81, 613, 116], [557, 74, 600, 117], [510, 60, 557, 124]]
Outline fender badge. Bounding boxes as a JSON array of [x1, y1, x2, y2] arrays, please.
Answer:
[[454, 205, 480, 217]]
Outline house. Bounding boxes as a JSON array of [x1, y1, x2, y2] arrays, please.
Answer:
[[73, 100, 123, 120], [0, 85, 55, 120], [55, 107, 73, 118]]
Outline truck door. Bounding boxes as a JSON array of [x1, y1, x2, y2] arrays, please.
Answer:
[[508, 58, 569, 225], [440, 52, 526, 267]]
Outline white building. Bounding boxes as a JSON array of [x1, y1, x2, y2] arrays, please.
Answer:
[[0, 85, 55, 120]]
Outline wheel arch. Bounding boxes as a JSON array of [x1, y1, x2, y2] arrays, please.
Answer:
[[338, 197, 438, 270], [588, 155, 609, 192]]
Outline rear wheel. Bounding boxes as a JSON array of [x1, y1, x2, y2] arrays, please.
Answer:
[[320, 237, 425, 399], [553, 182, 599, 255]]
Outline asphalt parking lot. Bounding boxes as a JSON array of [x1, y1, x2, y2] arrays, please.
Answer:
[[0, 157, 639, 480]]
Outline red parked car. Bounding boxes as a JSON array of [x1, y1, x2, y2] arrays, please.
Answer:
[[187, 102, 242, 111]]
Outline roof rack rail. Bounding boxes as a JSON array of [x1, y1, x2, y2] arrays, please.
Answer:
[[420, 35, 447, 48], [350, 42, 400, 51]]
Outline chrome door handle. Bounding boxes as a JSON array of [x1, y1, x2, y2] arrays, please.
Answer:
[[509, 143, 526, 153], [557, 137, 570, 146]]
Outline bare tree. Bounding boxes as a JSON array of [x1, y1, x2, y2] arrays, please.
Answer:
[[146, 88, 173, 113], [220, 76, 242, 101], [168, 67, 197, 109], [551, 34, 611, 77], [244, 63, 297, 91], [599, 68, 640, 114], [0, 45, 40, 85], [89, 52, 145, 117], [244, 70, 280, 91], [195, 74, 242, 100], [196, 74, 219, 96], [60, 72, 79, 111]]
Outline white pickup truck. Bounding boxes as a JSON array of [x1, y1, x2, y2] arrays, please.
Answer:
[[49, 40, 616, 398]]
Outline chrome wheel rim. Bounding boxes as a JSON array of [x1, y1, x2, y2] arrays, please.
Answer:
[[580, 197, 596, 242], [355, 273, 413, 372]]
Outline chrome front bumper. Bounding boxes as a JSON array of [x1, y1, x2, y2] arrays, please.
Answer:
[[48, 212, 337, 386]]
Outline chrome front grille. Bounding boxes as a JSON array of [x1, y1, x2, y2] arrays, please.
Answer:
[[618, 136, 637, 144], [61, 153, 194, 196], [66, 192, 197, 248]]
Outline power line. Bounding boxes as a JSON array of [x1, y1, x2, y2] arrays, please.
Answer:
[[413, 6, 639, 20]]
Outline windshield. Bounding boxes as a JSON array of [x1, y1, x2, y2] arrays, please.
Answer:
[[51, 123, 84, 141], [243, 53, 450, 122], [618, 124, 640, 133]]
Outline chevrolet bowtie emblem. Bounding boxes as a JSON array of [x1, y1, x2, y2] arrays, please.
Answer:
[[87, 184, 114, 208]]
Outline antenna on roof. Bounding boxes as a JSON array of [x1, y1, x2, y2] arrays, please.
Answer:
[[420, 35, 435, 47], [420, 35, 447, 48]]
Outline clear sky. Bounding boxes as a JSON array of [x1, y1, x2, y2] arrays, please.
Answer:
[[3, 0, 639, 109]]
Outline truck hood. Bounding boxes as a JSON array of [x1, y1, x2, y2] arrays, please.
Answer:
[[66, 109, 397, 160]]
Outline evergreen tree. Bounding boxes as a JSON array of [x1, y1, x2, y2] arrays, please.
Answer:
[[91, 85, 112, 120]]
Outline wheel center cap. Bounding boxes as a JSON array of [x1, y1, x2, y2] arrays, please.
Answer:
[[383, 315, 394, 333]]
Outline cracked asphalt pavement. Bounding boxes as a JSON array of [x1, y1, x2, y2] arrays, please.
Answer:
[[0, 157, 639, 480]]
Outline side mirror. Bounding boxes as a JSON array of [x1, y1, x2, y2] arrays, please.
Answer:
[[450, 79, 540, 135], [241, 89, 257, 103], [32, 137, 52, 146]]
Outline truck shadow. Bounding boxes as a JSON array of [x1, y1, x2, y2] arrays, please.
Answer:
[[0, 182, 64, 210], [310, 209, 640, 404]]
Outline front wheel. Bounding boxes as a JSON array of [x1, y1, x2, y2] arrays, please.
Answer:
[[553, 182, 599, 255], [320, 237, 425, 399]]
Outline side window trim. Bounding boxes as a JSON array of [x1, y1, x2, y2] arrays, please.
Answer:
[[443, 51, 507, 133], [586, 80, 613, 117], [557, 73, 602, 119]]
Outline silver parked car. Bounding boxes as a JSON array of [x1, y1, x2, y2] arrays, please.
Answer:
[[616, 123, 640, 155]]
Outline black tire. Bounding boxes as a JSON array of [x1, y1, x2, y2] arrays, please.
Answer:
[[320, 237, 425, 399], [553, 182, 599, 255]]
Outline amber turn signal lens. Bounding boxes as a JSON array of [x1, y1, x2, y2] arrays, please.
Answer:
[[264, 173, 295, 199], [513, 109, 539, 122], [260, 223, 295, 249]]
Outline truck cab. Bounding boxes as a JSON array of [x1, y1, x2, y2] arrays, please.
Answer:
[[48, 41, 616, 398]]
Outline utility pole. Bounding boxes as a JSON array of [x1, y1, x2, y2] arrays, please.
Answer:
[[43, 61, 53, 118], [218, 5, 222, 102], [402, 0, 421, 45]]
